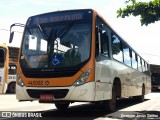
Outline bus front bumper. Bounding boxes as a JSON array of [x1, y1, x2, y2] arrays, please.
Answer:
[[16, 82, 95, 102]]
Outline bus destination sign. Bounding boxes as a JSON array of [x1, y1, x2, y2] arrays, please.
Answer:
[[28, 12, 84, 25]]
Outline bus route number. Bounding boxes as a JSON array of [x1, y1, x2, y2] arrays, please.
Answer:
[[28, 80, 49, 86]]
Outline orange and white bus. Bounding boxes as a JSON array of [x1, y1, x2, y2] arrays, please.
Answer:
[[9, 9, 151, 111], [0, 43, 9, 94]]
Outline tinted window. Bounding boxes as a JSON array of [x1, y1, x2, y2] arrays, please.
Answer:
[[96, 16, 109, 58], [101, 32, 109, 57], [132, 51, 138, 69], [112, 34, 123, 62], [123, 43, 131, 66], [137, 56, 142, 72]]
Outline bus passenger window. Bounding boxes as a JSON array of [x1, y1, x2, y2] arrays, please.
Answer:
[[112, 34, 123, 62], [137, 56, 142, 72], [101, 32, 109, 57], [131, 51, 138, 69], [123, 43, 131, 66], [142, 60, 145, 72], [96, 16, 110, 58]]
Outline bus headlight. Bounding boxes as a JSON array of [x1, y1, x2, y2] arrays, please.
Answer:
[[73, 69, 91, 87], [17, 73, 25, 87]]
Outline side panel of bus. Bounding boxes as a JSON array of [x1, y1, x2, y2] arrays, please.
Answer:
[[94, 13, 151, 101], [95, 60, 112, 101]]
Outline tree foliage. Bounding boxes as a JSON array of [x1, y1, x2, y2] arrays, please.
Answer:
[[117, 0, 160, 25]]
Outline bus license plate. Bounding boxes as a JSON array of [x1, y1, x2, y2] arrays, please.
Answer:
[[40, 94, 54, 101]]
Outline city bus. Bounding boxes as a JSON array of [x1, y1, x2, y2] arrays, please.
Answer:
[[0, 43, 9, 94], [9, 9, 151, 111]]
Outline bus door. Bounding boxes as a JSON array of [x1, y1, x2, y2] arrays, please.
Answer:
[[95, 24, 111, 101], [0, 48, 6, 93]]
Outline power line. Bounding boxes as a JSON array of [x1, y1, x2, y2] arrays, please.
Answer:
[[0, 28, 22, 33]]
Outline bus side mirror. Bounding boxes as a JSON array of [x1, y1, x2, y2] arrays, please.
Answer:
[[9, 32, 14, 43], [9, 23, 25, 43]]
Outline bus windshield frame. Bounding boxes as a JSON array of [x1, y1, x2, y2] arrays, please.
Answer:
[[20, 10, 93, 77]]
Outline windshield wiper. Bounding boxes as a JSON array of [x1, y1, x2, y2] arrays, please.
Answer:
[[57, 21, 74, 39], [47, 21, 74, 50], [37, 24, 48, 40]]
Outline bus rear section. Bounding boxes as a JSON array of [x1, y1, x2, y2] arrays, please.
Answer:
[[0, 43, 9, 94]]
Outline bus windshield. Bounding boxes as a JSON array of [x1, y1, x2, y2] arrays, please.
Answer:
[[21, 11, 92, 70], [0, 48, 5, 67]]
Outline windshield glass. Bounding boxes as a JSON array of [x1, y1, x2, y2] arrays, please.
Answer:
[[21, 11, 92, 69]]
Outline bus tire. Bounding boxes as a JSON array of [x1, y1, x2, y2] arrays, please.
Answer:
[[103, 85, 116, 112], [8, 82, 16, 93], [55, 102, 70, 111], [134, 85, 145, 102]]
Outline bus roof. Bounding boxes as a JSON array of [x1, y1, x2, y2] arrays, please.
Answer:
[[29, 9, 93, 18]]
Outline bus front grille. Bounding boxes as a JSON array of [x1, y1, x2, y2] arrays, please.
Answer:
[[26, 89, 69, 99]]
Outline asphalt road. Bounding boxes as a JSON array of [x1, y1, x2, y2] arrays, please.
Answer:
[[0, 91, 160, 120]]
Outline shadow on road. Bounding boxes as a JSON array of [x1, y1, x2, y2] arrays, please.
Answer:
[[36, 98, 152, 119], [5, 97, 160, 120]]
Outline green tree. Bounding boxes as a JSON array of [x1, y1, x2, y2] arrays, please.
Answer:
[[117, 0, 160, 25]]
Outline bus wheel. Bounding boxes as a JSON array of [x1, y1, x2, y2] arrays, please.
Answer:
[[134, 85, 145, 102], [103, 85, 116, 112], [55, 102, 70, 111], [8, 82, 16, 93]]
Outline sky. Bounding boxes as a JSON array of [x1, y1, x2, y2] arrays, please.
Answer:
[[0, 0, 160, 65]]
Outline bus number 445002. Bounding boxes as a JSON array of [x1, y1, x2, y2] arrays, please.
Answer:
[[28, 80, 49, 86]]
